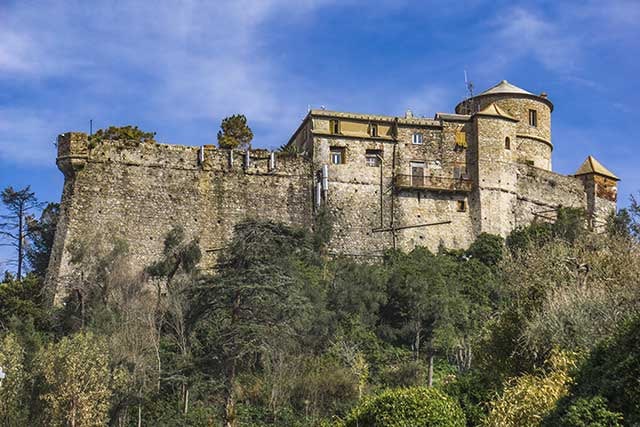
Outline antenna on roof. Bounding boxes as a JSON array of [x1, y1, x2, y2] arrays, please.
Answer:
[[464, 69, 474, 99], [463, 69, 477, 114]]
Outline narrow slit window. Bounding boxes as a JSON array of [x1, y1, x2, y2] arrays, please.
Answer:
[[505, 137, 511, 150], [528, 109, 538, 127], [369, 123, 379, 137], [457, 200, 467, 212]]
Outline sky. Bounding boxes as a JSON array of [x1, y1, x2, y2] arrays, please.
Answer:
[[1, 0, 639, 267]]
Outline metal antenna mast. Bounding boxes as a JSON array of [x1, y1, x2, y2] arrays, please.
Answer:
[[464, 69, 474, 98]]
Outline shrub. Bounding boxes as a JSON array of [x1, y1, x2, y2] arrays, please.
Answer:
[[554, 396, 623, 427], [549, 316, 640, 425], [88, 125, 156, 148], [344, 386, 465, 427], [483, 350, 575, 427]]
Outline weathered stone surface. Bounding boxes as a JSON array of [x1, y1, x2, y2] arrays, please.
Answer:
[[47, 83, 619, 302]]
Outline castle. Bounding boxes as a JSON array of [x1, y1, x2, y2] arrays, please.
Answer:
[[47, 80, 619, 301]]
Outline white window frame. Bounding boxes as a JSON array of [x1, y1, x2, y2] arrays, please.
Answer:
[[412, 133, 423, 145], [365, 150, 382, 167], [330, 147, 344, 165]]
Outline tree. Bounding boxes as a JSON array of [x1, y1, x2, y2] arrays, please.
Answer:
[[217, 114, 253, 149], [0, 186, 41, 280], [547, 316, 640, 425], [0, 333, 29, 425], [467, 233, 504, 267], [146, 226, 201, 417], [38, 332, 117, 427], [26, 202, 59, 278], [190, 220, 313, 427], [380, 248, 459, 386]]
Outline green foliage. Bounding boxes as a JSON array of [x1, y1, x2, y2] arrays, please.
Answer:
[[466, 233, 504, 267], [554, 316, 640, 425], [506, 207, 586, 256], [88, 125, 156, 148], [1, 185, 41, 280], [0, 333, 29, 425], [217, 114, 254, 149], [344, 386, 466, 427], [38, 332, 118, 426], [191, 220, 317, 425], [26, 202, 59, 278], [0, 274, 50, 331], [328, 259, 387, 329], [483, 350, 576, 427], [277, 142, 301, 155], [443, 371, 494, 427], [548, 396, 623, 427]]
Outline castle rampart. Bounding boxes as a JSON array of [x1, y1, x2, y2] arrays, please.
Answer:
[[47, 80, 620, 302]]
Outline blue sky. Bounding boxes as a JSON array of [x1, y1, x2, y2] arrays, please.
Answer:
[[1, 0, 639, 267]]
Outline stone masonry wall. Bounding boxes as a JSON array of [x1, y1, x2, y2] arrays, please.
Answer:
[[47, 133, 313, 302]]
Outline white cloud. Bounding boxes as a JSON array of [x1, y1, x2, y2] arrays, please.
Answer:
[[0, 0, 341, 164], [488, 7, 580, 74]]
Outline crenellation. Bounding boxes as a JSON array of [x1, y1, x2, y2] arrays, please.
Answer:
[[46, 80, 620, 302]]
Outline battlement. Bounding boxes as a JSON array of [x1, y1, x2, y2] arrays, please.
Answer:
[[56, 133, 311, 177], [47, 80, 620, 302]]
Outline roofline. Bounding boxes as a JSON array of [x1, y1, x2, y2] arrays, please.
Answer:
[[456, 92, 554, 112], [574, 171, 620, 181]]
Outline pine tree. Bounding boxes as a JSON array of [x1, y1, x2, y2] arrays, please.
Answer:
[[217, 114, 253, 149], [0, 186, 42, 279]]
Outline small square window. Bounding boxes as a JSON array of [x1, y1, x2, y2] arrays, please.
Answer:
[[365, 149, 382, 167], [329, 119, 340, 134], [412, 133, 423, 144], [457, 200, 466, 212], [330, 147, 345, 164], [369, 123, 379, 137], [528, 109, 538, 127]]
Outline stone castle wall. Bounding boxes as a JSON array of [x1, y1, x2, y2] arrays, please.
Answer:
[[48, 133, 313, 302], [48, 92, 619, 301]]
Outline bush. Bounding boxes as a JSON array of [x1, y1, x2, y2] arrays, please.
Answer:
[[483, 350, 575, 427], [344, 386, 465, 427], [549, 316, 640, 425], [552, 396, 623, 427]]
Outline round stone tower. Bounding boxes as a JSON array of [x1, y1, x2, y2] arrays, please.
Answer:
[[456, 80, 554, 170]]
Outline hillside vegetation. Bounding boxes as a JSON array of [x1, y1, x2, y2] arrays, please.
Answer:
[[1, 187, 640, 426]]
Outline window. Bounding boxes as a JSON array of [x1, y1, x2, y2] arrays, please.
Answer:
[[412, 133, 423, 144], [369, 123, 378, 137], [528, 109, 538, 127], [410, 161, 425, 187], [457, 200, 467, 212], [330, 147, 345, 164], [365, 149, 382, 167], [329, 119, 340, 134], [525, 159, 534, 166], [505, 137, 511, 150]]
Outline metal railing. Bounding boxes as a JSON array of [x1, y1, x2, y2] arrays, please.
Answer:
[[395, 174, 473, 192]]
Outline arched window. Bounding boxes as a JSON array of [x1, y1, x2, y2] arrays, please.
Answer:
[[505, 137, 511, 150]]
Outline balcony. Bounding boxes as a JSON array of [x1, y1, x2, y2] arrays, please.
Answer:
[[395, 174, 473, 192]]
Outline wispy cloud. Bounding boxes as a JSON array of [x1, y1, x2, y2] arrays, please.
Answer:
[[0, 0, 343, 165]]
